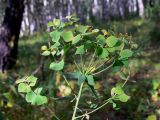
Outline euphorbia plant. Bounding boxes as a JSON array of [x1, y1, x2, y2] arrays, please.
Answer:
[[16, 15, 135, 120]]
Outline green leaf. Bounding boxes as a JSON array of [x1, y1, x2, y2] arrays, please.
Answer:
[[114, 86, 124, 95], [77, 74, 86, 85], [112, 60, 124, 72], [106, 47, 116, 53], [86, 75, 95, 86], [53, 19, 61, 27], [96, 47, 103, 56], [47, 21, 54, 27], [16, 77, 26, 84], [27, 76, 37, 87], [18, 83, 31, 93], [111, 86, 124, 95], [108, 99, 117, 109], [111, 86, 130, 103], [51, 51, 56, 56], [119, 49, 133, 60], [26, 91, 48, 105], [64, 44, 71, 53], [50, 31, 61, 42], [62, 31, 73, 42], [33, 95, 48, 105], [76, 25, 89, 33], [99, 48, 109, 59], [34, 87, 43, 94], [75, 45, 85, 54], [72, 34, 81, 44], [118, 94, 130, 102], [121, 59, 129, 67], [49, 59, 64, 71], [96, 35, 106, 46], [41, 51, 50, 56], [51, 42, 60, 48], [106, 36, 118, 47], [26, 91, 36, 103]]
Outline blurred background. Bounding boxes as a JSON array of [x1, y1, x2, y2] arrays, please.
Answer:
[[0, 0, 160, 120]]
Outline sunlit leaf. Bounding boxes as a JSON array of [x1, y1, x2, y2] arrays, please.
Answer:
[[16, 77, 26, 84], [106, 36, 118, 47], [99, 48, 109, 59], [26, 91, 48, 105], [50, 31, 61, 42], [53, 19, 61, 27], [62, 31, 73, 42], [76, 25, 89, 33], [119, 49, 133, 60], [49, 59, 64, 71], [41, 51, 50, 56], [18, 83, 31, 93], [72, 34, 81, 44], [118, 94, 130, 102], [27, 76, 37, 87], [75, 45, 85, 54], [47, 21, 54, 27], [34, 87, 43, 94]]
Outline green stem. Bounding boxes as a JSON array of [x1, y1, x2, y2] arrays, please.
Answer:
[[92, 61, 115, 76], [72, 82, 84, 120], [87, 50, 96, 69], [75, 99, 110, 119]]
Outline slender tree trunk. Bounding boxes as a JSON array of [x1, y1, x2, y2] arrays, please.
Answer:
[[0, 0, 24, 71]]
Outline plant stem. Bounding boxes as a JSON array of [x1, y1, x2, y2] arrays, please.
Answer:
[[87, 50, 96, 69], [75, 99, 110, 119], [92, 61, 115, 76], [72, 82, 84, 120]]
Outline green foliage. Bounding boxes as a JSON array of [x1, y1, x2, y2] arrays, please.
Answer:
[[106, 36, 118, 47], [119, 49, 133, 60], [49, 59, 64, 71], [16, 76, 48, 105], [16, 15, 135, 119], [111, 85, 130, 103]]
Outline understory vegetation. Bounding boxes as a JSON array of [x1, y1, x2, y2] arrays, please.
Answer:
[[0, 16, 160, 120]]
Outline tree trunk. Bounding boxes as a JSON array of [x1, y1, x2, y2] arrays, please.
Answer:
[[0, 0, 24, 71]]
